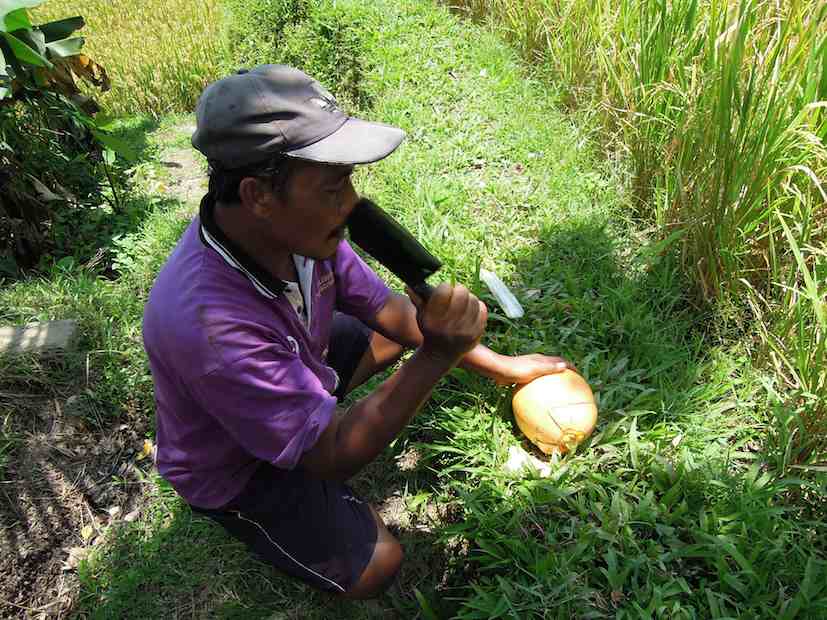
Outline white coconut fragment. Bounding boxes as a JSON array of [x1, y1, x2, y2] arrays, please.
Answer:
[[502, 445, 551, 477], [479, 268, 524, 318]]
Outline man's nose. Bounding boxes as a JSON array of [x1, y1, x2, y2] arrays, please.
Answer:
[[340, 179, 359, 216]]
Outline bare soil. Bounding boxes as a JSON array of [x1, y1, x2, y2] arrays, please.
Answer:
[[158, 143, 207, 208], [0, 391, 152, 619]]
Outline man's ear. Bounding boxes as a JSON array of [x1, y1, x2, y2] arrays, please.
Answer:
[[238, 176, 279, 217]]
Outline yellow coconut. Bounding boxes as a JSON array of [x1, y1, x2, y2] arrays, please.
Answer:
[[512, 370, 598, 455]]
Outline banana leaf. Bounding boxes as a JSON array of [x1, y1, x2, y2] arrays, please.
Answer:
[[3, 7, 30, 31], [1, 30, 51, 68], [36, 16, 83, 43], [45, 36, 83, 58], [0, 0, 42, 31]]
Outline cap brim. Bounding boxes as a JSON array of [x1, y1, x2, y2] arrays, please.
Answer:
[[285, 117, 405, 165]]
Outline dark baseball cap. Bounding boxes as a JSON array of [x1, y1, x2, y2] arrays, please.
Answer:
[[191, 65, 405, 170]]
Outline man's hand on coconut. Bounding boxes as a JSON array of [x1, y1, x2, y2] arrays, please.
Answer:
[[491, 353, 576, 386]]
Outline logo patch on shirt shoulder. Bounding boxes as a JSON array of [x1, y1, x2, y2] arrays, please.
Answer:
[[286, 336, 300, 355]]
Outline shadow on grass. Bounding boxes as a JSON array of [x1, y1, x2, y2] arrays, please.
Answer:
[[72, 461, 456, 619], [111, 116, 163, 166], [425, 216, 708, 456]]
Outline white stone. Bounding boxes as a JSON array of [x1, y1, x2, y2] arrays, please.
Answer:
[[0, 320, 78, 356]]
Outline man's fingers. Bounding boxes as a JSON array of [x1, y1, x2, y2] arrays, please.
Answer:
[[464, 299, 486, 348], [553, 356, 576, 372], [448, 284, 471, 321], [477, 300, 488, 330], [547, 357, 576, 373], [426, 282, 454, 316]]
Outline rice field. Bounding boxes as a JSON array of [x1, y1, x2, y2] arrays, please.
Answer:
[[32, 0, 230, 116]]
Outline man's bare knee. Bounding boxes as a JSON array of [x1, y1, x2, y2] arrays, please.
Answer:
[[341, 537, 403, 599], [341, 506, 403, 599]]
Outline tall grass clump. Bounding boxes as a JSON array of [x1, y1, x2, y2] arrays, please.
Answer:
[[221, 0, 376, 111], [450, 0, 827, 458], [33, 0, 230, 116]]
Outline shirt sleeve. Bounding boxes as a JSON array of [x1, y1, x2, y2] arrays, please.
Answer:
[[190, 345, 336, 470], [333, 239, 392, 321]]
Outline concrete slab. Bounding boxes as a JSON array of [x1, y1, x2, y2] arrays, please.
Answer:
[[0, 320, 78, 356]]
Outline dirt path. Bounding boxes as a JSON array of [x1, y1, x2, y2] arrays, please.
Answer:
[[155, 124, 208, 209], [0, 391, 150, 618]]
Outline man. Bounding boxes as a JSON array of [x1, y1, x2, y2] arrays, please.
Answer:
[[142, 65, 571, 599]]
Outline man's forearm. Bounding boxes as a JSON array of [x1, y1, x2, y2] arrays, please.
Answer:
[[370, 292, 508, 381], [456, 342, 509, 381], [332, 347, 456, 479]]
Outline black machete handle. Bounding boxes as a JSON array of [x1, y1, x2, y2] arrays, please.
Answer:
[[409, 281, 435, 302]]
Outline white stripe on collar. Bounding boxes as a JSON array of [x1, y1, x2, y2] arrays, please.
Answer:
[[293, 255, 315, 326], [200, 224, 278, 299]]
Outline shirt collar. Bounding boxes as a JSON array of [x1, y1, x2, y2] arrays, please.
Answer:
[[198, 192, 287, 299]]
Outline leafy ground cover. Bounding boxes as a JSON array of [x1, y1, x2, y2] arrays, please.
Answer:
[[1, 0, 825, 618]]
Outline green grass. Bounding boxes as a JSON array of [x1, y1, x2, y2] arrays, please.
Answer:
[[2, 0, 826, 618], [448, 0, 827, 457]]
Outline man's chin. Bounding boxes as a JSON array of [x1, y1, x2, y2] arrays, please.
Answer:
[[308, 239, 341, 261]]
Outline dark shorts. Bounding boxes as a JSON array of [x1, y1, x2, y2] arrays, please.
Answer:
[[191, 313, 376, 593], [327, 312, 373, 401]]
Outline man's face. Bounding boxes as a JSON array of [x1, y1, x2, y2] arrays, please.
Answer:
[[265, 161, 358, 260]]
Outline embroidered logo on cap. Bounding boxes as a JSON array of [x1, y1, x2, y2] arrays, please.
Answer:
[[309, 96, 337, 112]]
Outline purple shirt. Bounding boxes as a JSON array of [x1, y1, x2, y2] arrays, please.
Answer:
[[142, 198, 390, 508]]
